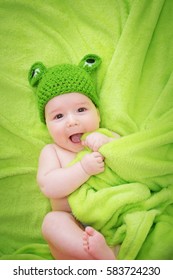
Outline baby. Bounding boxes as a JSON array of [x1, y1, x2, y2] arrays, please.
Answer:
[[28, 55, 120, 259]]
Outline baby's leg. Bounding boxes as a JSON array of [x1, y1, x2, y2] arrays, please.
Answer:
[[83, 226, 115, 260], [42, 211, 95, 260]]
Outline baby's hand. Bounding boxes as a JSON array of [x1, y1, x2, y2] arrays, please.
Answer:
[[80, 152, 104, 175], [83, 132, 112, 152]]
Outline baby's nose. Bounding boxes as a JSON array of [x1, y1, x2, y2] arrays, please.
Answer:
[[66, 115, 79, 127]]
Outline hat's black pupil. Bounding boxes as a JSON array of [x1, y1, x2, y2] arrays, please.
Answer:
[[86, 58, 95, 64], [32, 68, 40, 78]]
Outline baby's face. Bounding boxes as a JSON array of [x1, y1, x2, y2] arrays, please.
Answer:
[[45, 92, 100, 152]]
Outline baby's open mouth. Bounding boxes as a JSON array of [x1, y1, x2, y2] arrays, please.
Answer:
[[69, 133, 83, 143]]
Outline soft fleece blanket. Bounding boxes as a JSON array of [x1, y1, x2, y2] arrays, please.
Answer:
[[68, 129, 173, 260], [0, 0, 173, 260]]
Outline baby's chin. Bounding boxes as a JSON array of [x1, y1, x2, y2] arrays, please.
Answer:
[[59, 141, 84, 153]]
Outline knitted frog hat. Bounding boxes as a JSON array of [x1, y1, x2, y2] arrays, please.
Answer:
[[28, 54, 101, 123]]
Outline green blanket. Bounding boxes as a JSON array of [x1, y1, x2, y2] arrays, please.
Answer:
[[68, 129, 173, 260], [0, 0, 173, 260]]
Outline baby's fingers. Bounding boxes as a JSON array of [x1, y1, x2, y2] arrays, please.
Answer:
[[99, 162, 105, 172], [92, 152, 104, 159], [97, 156, 104, 163], [81, 140, 86, 146]]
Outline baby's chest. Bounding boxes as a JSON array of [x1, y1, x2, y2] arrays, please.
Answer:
[[54, 146, 76, 167]]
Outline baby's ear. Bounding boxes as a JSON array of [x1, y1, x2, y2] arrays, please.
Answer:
[[28, 62, 46, 87], [79, 54, 102, 73]]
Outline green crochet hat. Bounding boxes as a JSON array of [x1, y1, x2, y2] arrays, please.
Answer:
[[28, 54, 101, 123]]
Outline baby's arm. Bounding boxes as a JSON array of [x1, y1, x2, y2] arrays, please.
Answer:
[[83, 131, 120, 152], [37, 144, 104, 199]]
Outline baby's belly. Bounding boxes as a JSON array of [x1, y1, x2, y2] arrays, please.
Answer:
[[50, 197, 71, 212]]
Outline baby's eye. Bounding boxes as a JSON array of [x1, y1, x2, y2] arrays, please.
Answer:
[[77, 107, 87, 113], [55, 113, 63, 119]]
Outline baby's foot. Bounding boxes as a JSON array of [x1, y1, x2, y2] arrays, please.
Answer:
[[83, 226, 115, 260]]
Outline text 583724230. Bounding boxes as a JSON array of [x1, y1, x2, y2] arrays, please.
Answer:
[[106, 266, 160, 276]]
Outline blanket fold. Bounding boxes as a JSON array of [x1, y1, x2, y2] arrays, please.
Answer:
[[99, 122, 173, 190]]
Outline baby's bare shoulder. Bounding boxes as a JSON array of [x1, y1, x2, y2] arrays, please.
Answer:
[[38, 144, 61, 176], [41, 143, 58, 153], [39, 143, 59, 160]]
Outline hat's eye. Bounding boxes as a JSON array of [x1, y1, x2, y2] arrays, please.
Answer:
[[86, 58, 95, 65], [31, 68, 40, 78], [79, 54, 101, 73], [28, 61, 46, 87]]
